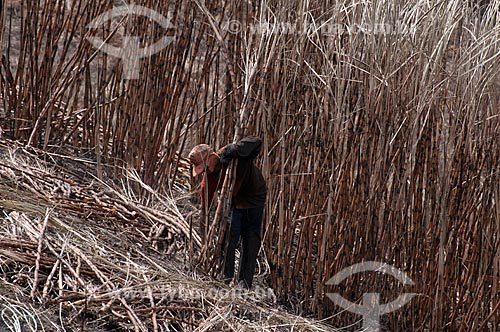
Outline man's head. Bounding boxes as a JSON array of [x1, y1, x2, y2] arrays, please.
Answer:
[[188, 144, 220, 177]]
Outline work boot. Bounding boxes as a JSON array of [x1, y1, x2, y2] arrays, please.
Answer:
[[223, 230, 240, 281], [238, 232, 261, 289]]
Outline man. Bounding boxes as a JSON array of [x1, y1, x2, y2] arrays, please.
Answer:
[[188, 136, 267, 289]]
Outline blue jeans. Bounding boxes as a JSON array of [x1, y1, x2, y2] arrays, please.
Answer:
[[229, 206, 263, 238], [223, 206, 264, 288]]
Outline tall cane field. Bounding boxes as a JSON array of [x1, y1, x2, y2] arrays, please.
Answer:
[[1, 0, 500, 330]]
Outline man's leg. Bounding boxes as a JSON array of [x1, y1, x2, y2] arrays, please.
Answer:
[[237, 210, 250, 286], [223, 207, 242, 283], [238, 206, 264, 289]]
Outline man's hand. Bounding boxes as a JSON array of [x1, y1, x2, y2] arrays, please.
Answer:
[[219, 144, 236, 165]]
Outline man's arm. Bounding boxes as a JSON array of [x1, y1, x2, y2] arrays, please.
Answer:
[[219, 136, 262, 164], [218, 136, 263, 199]]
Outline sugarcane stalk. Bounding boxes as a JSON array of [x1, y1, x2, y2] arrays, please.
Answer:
[[0, 0, 8, 57]]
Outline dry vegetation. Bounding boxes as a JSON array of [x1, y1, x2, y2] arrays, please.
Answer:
[[0, 140, 334, 331], [1, 0, 500, 331]]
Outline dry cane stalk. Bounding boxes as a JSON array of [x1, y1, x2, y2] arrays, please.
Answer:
[[41, 238, 70, 301], [30, 208, 50, 300], [197, 2, 272, 274], [143, 274, 158, 332], [195, 0, 243, 269], [0, 0, 8, 57], [199, 81, 255, 272]]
